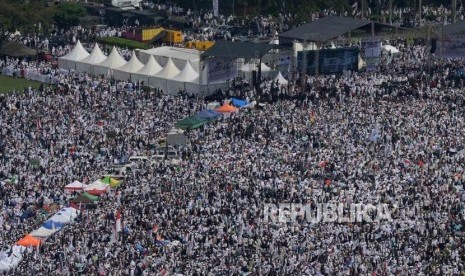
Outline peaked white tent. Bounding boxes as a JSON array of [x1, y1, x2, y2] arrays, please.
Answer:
[[58, 40, 89, 70], [149, 58, 181, 93], [130, 55, 163, 84], [113, 51, 144, 81], [30, 227, 60, 238], [167, 61, 201, 94], [274, 72, 289, 85], [155, 58, 181, 79], [64, 180, 88, 192], [75, 43, 107, 73], [93, 46, 127, 77], [173, 60, 199, 82]]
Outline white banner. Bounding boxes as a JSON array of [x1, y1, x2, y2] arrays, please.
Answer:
[[213, 0, 219, 17]]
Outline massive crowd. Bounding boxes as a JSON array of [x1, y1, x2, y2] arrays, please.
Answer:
[[1, 2, 465, 274]]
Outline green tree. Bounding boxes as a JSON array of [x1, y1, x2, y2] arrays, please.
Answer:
[[53, 3, 87, 29]]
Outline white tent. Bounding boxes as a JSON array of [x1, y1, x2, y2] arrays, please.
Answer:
[[64, 180, 88, 192], [274, 72, 288, 85], [84, 180, 110, 195], [382, 45, 400, 54], [49, 212, 75, 224], [113, 51, 144, 81], [150, 58, 181, 93], [75, 43, 107, 73], [155, 57, 181, 79], [94, 46, 127, 77], [0, 246, 24, 272], [30, 227, 59, 238], [131, 55, 163, 84], [58, 40, 89, 70], [167, 61, 200, 94], [173, 61, 199, 82]]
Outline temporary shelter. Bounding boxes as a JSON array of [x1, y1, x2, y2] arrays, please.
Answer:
[[0, 245, 25, 272], [130, 55, 163, 84], [274, 72, 289, 85], [84, 180, 110, 196], [216, 104, 239, 113], [42, 220, 65, 230], [382, 45, 400, 54], [93, 46, 127, 77], [167, 60, 200, 93], [113, 51, 144, 81], [149, 58, 181, 93], [231, 98, 248, 108], [16, 235, 41, 247], [0, 41, 36, 57], [58, 40, 89, 70], [48, 212, 75, 224], [101, 176, 122, 188], [64, 180, 88, 192], [71, 192, 99, 204], [30, 227, 59, 238], [75, 43, 107, 73], [195, 109, 222, 121], [175, 116, 208, 130], [155, 58, 181, 79]]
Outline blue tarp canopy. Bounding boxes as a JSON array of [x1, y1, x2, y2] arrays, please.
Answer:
[[42, 220, 65, 230], [231, 98, 248, 107], [195, 109, 222, 121]]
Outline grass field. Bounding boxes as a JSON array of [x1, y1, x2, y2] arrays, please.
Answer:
[[0, 75, 42, 94]]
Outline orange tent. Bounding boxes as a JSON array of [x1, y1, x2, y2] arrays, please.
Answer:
[[16, 234, 41, 247], [215, 104, 239, 113]]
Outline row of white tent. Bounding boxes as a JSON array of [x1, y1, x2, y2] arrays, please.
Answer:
[[58, 41, 202, 93], [58, 41, 285, 94]]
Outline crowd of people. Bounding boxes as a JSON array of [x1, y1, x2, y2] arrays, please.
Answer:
[[2, 1, 465, 274], [0, 34, 464, 275]]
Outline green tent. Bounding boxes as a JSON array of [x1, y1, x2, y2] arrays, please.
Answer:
[[71, 192, 99, 204], [175, 116, 207, 130], [101, 176, 122, 188]]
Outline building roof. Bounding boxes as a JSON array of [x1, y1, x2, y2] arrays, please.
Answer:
[[140, 46, 201, 62], [201, 41, 276, 59], [437, 20, 465, 35], [279, 16, 372, 43]]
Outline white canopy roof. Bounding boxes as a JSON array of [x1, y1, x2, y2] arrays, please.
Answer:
[[49, 212, 74, 224], [274, 72, 288, 85], [60, 40, 89, 61], [136, 55, 163, 76], [30, 227, 59, 238], [97, 46, 127, 69], [173, 60, 199, 82], [0, 246, 24, 272], [241, 62, 271, 72], [155, 58, 181, 79], [382, 45, 400, 54], [64, 180, 87, 191], [79, 43, 107, 65], [85, 180, 109, 191], [115, 51, 144, 73]]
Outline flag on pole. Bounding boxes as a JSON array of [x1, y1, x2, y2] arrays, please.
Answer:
[[116, 210, 122, 233], [213, 0, 219, 17]]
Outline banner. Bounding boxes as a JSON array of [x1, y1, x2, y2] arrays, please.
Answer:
[[297, 47, 359, 75], [213, 0, 219, 17], [207, 57, 237, 83], [439, 35, 465, 58], [362, 41, 381, 72]]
